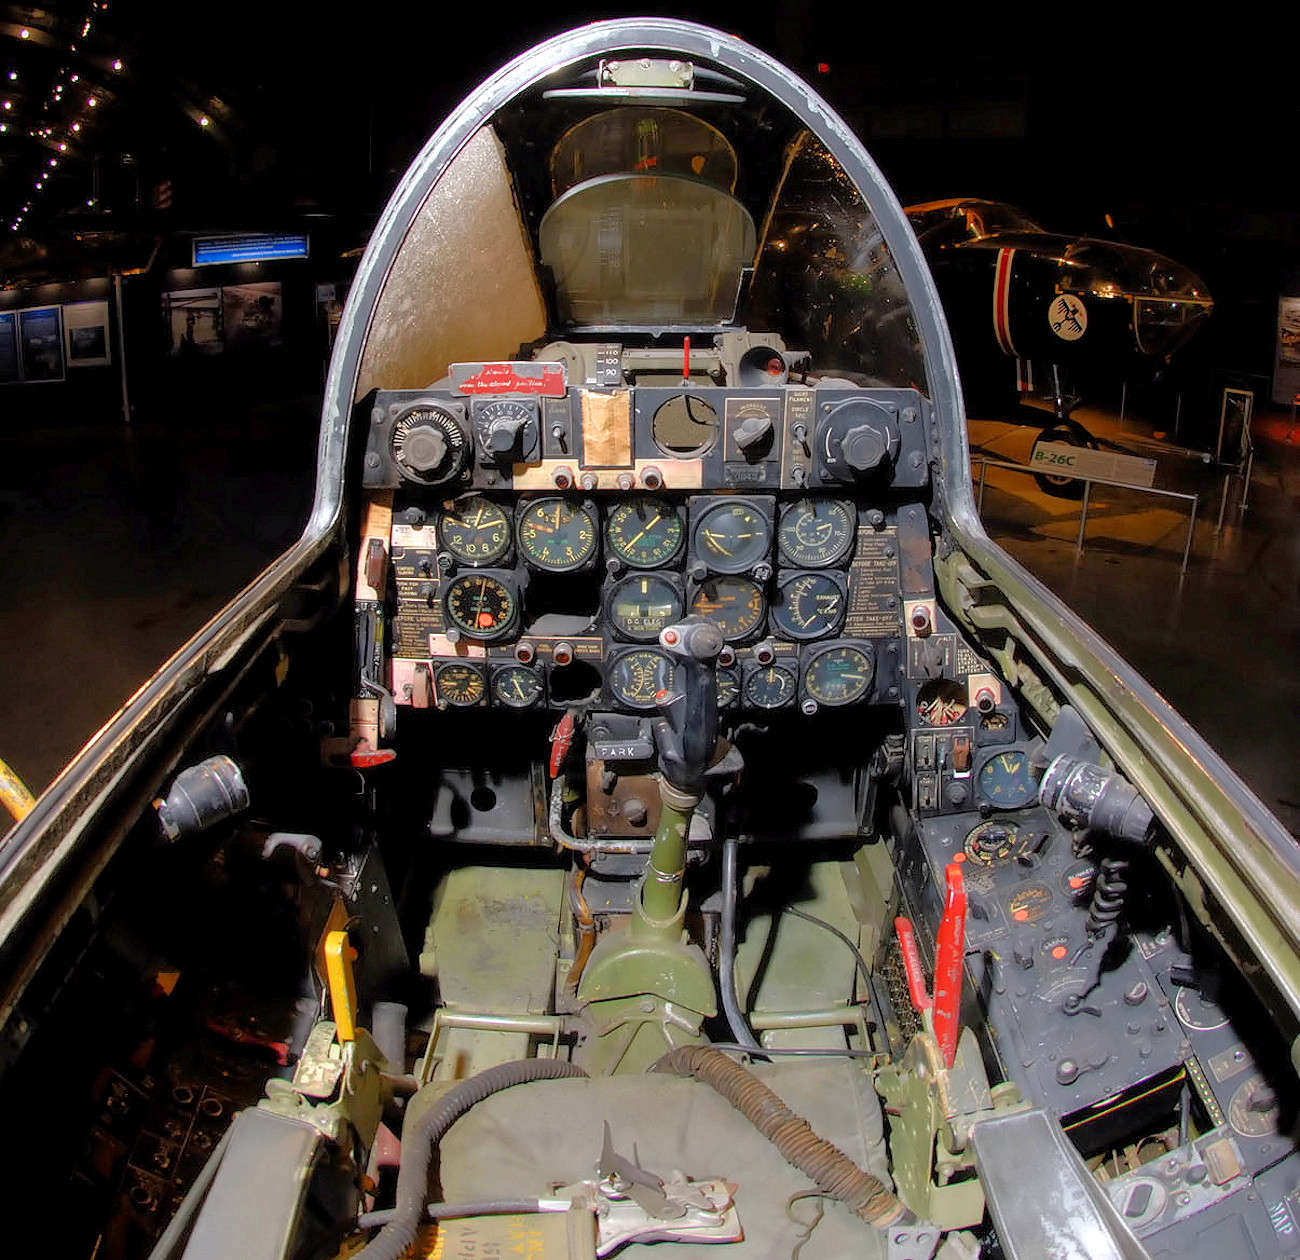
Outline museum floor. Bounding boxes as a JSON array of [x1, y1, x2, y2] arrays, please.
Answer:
[[1, 388, 1296, 838]]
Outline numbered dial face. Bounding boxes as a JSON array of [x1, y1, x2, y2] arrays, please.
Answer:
[[745, 663, 798, 709], [491, 664, 544, 709], [803, 644, 873, 706], [770, 572, 847, 640], [606, 574, 684, 642], [443, 572, 519, 641], [716, 666, 741, 709], [692, 501, 772, 573], [608, 649, 671, 710], [435, 662, 486, 707], [517, 498, 598, 572], [606, 497, 685, 568], [391, 405, 468, 484], [964, 820, 1033, 865], [438, 496, 511, 565], [977, 750, 1038, 808], [690, 576, 766, 642], [778, 499, 855, 567]]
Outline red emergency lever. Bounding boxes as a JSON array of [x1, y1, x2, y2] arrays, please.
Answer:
[[893, 862, 966, 1068]]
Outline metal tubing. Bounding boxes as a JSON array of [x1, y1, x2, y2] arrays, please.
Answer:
[[435, 1011, 565, 1036], [1075, 480, 1091, 554], [1242, 448, 1255, 513], [114, 273, 131, 426], [1216, 473, 1232, 534], [977, 458, 989, 512], [747, 1007, 864, 1031], [1181, 495, 1198, 575]]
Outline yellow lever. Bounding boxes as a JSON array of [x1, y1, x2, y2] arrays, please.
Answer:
[[0, 757, 35, 824], [323, 929, 359, 1043]]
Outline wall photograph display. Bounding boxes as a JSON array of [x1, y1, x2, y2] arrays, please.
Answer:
[[18, 306, 65, 382], [162, 287, 224, 357], [0, 312, 19, 384], [63, 300, 112, 368]]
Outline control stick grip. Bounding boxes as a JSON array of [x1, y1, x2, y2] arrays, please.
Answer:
[[652, 617, 724, 791]]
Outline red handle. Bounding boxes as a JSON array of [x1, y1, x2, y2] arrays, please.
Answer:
[[932, 863, 967, 1068], [894, 916, 932, 1013]]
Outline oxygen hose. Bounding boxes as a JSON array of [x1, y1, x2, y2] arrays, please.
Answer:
[[355, 1058, 588, 1260], [653, 1045, 913, 1228]]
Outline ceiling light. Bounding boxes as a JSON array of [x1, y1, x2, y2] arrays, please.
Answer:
[[199, 115, 209, 126], [112, 59, 122, 71], [87, 96, 97, 107], [72, 122, 80, 131], [19, 28, 29, 39]]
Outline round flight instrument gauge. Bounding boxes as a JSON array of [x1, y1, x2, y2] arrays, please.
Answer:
[[802, 643, 874, 706], [606, 497, 684, 568], [434, 661, 486, 707], [744, 663, 798, 710], [716, 666, 740, 709], [491, 664, 544, 709], [692, 501, 772, 573], [976, 750, 1038, 809], [964, 820, 1033, 866], [608, 649, 672, 710], [606, 574, 684, 642], [689, 576, 765, 642], [769, 572, 847, 640], [778, 499, 855, 568], [517, 498, 598, 572], [438, 496, 512, 565], [442, 572, 520, 641]]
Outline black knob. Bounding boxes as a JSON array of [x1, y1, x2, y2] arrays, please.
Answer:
[[488, 419, 527, 455], [842, 422, 889, 472], [734, 414, 774, 458], [403, 425, 449, 473]]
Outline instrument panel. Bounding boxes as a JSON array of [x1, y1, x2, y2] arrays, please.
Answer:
[[358, 368, 935, 719]]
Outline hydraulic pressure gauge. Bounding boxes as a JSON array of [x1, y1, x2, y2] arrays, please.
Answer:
[[744, 662, 798, 710], [517, 498, 598, 572], [434, 661, 486, 707], [607, 649, 672, 710], [777, 499, 855, 568], [802, 643, 873, 707], [605, 574, 684, 642], [691, 500, 772, 574], [438, 496, 512, 565], [769, 572, 847, 641], [442, 572, 520, 641], [689, 576, 766, 642], [606, 497, 685, 568], [491, 664, 545, 709]]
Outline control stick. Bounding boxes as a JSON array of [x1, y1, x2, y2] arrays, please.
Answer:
[[652, 617, 724, 793]]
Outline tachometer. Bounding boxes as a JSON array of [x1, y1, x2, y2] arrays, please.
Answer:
[[802, 643, 873, 706], [608, 649, 671, 710], [769, 572, 847, 640], [689, 576, 765, 642], [606, 497, 685, 568], [605, 574, 684, 642], [434, 661, 486, 707], [777, 499, 855, 567], [438, 496, 512, 565], [517, 498, 598, 572], [443, 572, 520, 641], [691, 500, 772, 573], [491, 664, 544, 709]]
